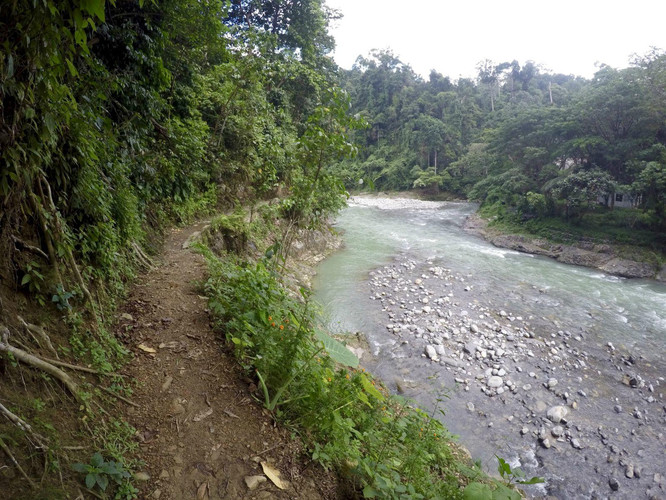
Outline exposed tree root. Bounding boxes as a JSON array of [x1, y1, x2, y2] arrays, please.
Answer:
[[39, 177, 98, 314], [99, 386, 139, 408], [38, 356, 126, 377], [0, 326, 81, 402], [0, 401, 45, 444], [0, 435, 37, 489], [18, 316, 58, 359], [131, 241, 155, 270], [11, 236, 49, 260]]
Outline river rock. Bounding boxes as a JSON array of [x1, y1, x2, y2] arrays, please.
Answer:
[[546, 405, 569, 423], [487, 376, 503, 388], [425, 345, 439, 360], [245, 475, 267, 490], [441, 357, 464, 368], [608, 477, 619, 491], [463, 342, 478, 355], [551, 425, 564, 438]]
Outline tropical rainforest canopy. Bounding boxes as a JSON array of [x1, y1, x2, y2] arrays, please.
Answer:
[[334, 49, 666, 230], [1, 0, 362, 303]]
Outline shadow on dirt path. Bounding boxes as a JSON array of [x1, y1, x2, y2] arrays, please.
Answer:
[[116, 222, 339, 500]]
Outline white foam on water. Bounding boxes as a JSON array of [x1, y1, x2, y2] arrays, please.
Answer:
[[349, 196, 447, 211]]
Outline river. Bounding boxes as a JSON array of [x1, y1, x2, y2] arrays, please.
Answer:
[[313, 196, 666, 499]]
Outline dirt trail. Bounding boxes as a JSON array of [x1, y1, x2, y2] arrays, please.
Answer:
[[117, 222, 338, 500]]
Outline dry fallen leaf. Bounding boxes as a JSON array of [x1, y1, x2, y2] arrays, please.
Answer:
[[137, 344, 156, 353], [261, 461, 287, 490], [193, 407, 213, 422], [196, 481, 209, 500]]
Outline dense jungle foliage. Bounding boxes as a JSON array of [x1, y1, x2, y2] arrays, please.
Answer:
[[1, 0, 362, 300], [0, 0, 363, 497], [334, 50, 666, 238]]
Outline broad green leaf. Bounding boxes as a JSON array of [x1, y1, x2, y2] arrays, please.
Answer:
[[71, 463, 88, 473], [314, 329, 358, 368], [66, 59, 78, 77], [91, 452, 104, 467], [463, 482, 493, 500], [491, 484, 522, 500], [44, 113, 56, 136], [360, 374, 384, 401], [517, 476, 545, 485], [85, 473, 96, 489], [362, 485, 377, 498], [96, 473, 109, 491]]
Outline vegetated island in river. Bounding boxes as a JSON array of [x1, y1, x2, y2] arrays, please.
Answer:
[[356, 190, 666, 282], [463, 214, 666, 282]]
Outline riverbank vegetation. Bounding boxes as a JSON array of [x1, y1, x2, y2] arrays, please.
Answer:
[[200, 209, 527, 499], [333, 50, 666, 261]]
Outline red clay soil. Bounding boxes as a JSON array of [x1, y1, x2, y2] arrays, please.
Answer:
[[117, 222, 342, 500]]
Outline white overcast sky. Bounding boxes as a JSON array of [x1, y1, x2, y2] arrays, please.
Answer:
[[325, 0, 666, 80]]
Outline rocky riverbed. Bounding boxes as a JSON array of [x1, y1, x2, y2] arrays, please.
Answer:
[[360, 254, 665, 499]]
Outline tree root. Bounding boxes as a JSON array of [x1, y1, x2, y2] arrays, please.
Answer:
[[0, 326, 81, 402], [99, 386, 139, 408], [0, 435, 37, 489], [0, 401, 46, 445], [39, 177, 98, 314], [131, 241, 155, 270], [38, 356, 126, 377], [18, 316, 58, 359], [11, 236, 49, 260]]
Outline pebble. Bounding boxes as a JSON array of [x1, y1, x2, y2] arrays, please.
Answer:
[[609, 477, 619, 491], [487, 376, 504, 388], [546, 405, 569, 423], [425, 345, 438, 360], [245, 475, 267, 490], [161, 376, 174, 392], [551, 426, 564, 438]]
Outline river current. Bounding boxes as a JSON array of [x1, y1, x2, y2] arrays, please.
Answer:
[[313, 196, 666, 499]]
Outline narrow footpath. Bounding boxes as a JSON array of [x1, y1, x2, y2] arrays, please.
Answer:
[[116, 222, 338, 500]]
